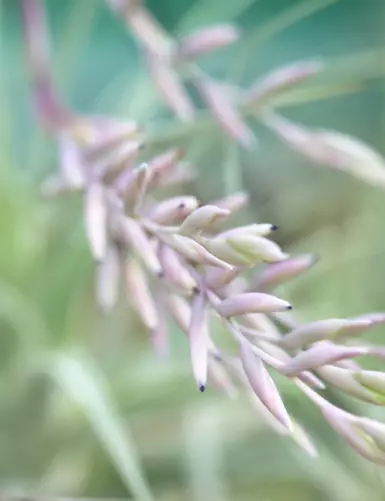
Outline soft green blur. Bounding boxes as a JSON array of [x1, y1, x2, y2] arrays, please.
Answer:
[[1, 0, 385, 500]]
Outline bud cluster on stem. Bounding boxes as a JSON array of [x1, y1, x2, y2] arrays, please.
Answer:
[[21, 0, 385, 465]]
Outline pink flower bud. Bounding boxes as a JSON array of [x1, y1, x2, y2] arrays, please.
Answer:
[[218, 223, 278, 239], [178, 205, 230, 236], [211, 191, 249, 213], [177, 24, 240, 61], [84, 182, 108, 262], [160, 233, 233, 270], [227, 234, 288, 263], [58, 132, 84, 188], [245, 60, 323, 107], [95, 244, 121, 311], [147, 148, 185, 189], [321, 405, 385, 464], [125, 259, 159, 330], [147, 196, 199, 225], [216, 293, 292, 317], [125, 5, 172, 56], [195, 78, 255, 148], [118, 216, 162, 275], [356, 418, 385, 453], [199, 237, 254, 266], [265, 113, 385, 187], [239, 340, 291, 430], [146, 51, 195, 122], [255, 254, 317, 291], [282, 318, 373, 350], [208, 359, 239, 399], [167, 294, 190, 333], [189, 292, 209, 391], [316, 365, 384, 405], [204, 266, 241, 290], [354, 371, 385, 402], [280, 341, 368, 377], [158, 243, 197, 293]]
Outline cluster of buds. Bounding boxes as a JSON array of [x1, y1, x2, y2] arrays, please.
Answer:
[[22, 0, 385, 466], [40, 113, 385, 463]]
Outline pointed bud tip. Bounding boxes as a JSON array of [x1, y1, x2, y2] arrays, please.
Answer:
[[286, 305, 293, 310], [271, 224, 279, 231], [199, 384, 205, 393]]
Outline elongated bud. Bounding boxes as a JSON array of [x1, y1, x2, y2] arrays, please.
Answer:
[[204, 266, 241, 290], [356, 418, 385, 453], [211, 191, 249, 213], [195, 78, 255, 148], [239, 340, 292, 430], [150, 296, 169, 360], [354, 371, 385, 402], [123, 4, 172, 56], [264, 112, 385, 187], [255, 254, 317, 291], [117, 216, 162, 275], [281, 318, 373, 350], [199, 237, 254, 266], [58, 132, 84, 188], [96, 244, 121, 311], [177, 24, 240, 61], [84, 182, 108, 262], [217, 292, 291, 317], [321, 404, 385, 464], [316, 365, 385, 405], [132, 163, 151, 213], [146, 148, 185, 189], [208, 359, 239, 398], [350, 312, 385, 327], [159, 233, 233, 269], [258, 340, 325, 389], [146, 51, 195, 122], [167, 294, 191, 333], [165, 160, 194, 185], [189, 292, 209, 391], [147, 196, 199, 224], [178, 205, 230, 236], [245, 60, 323, 107], [280, 341, 368, 377], [227, 234, 288, 263], [218, 223, 278, 240], [125, 258, 159, 330], [291, 420, 318, 458], [94, 140, 145, 183], [158, 243, 197, 293]]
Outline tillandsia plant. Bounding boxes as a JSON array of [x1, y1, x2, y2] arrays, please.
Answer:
[[21, 0, 385, 465]]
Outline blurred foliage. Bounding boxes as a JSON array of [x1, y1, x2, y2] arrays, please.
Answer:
[[1, 0, 385, 500]]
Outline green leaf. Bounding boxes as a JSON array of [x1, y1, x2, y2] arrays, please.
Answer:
[[49, 353, 155, 501]]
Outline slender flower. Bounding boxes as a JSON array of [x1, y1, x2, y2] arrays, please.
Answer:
[[177, 24, 240, 61], [189, 292, 209, 391], [217, 293, 292, 317], [195, 77, 255, 148], [240, 340, 292, 430]]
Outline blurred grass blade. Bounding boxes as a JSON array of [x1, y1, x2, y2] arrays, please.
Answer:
[[55, 1, 98, 87], [50, 354, 155, 501], [231, 0, 342, 80], [176, 0, 257, 36]]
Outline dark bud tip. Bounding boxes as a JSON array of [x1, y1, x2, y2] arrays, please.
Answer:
[[286, 305, 293, 310], [178, 202, 186, 209], [271, 224, 279, 231], [156, 269, 165, 279], [138, 142, 146, 151], [192, 286, 200, 295], [199, 384, 205, 393]]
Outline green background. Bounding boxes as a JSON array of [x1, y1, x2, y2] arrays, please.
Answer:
[[1, 1, 385, 500]]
